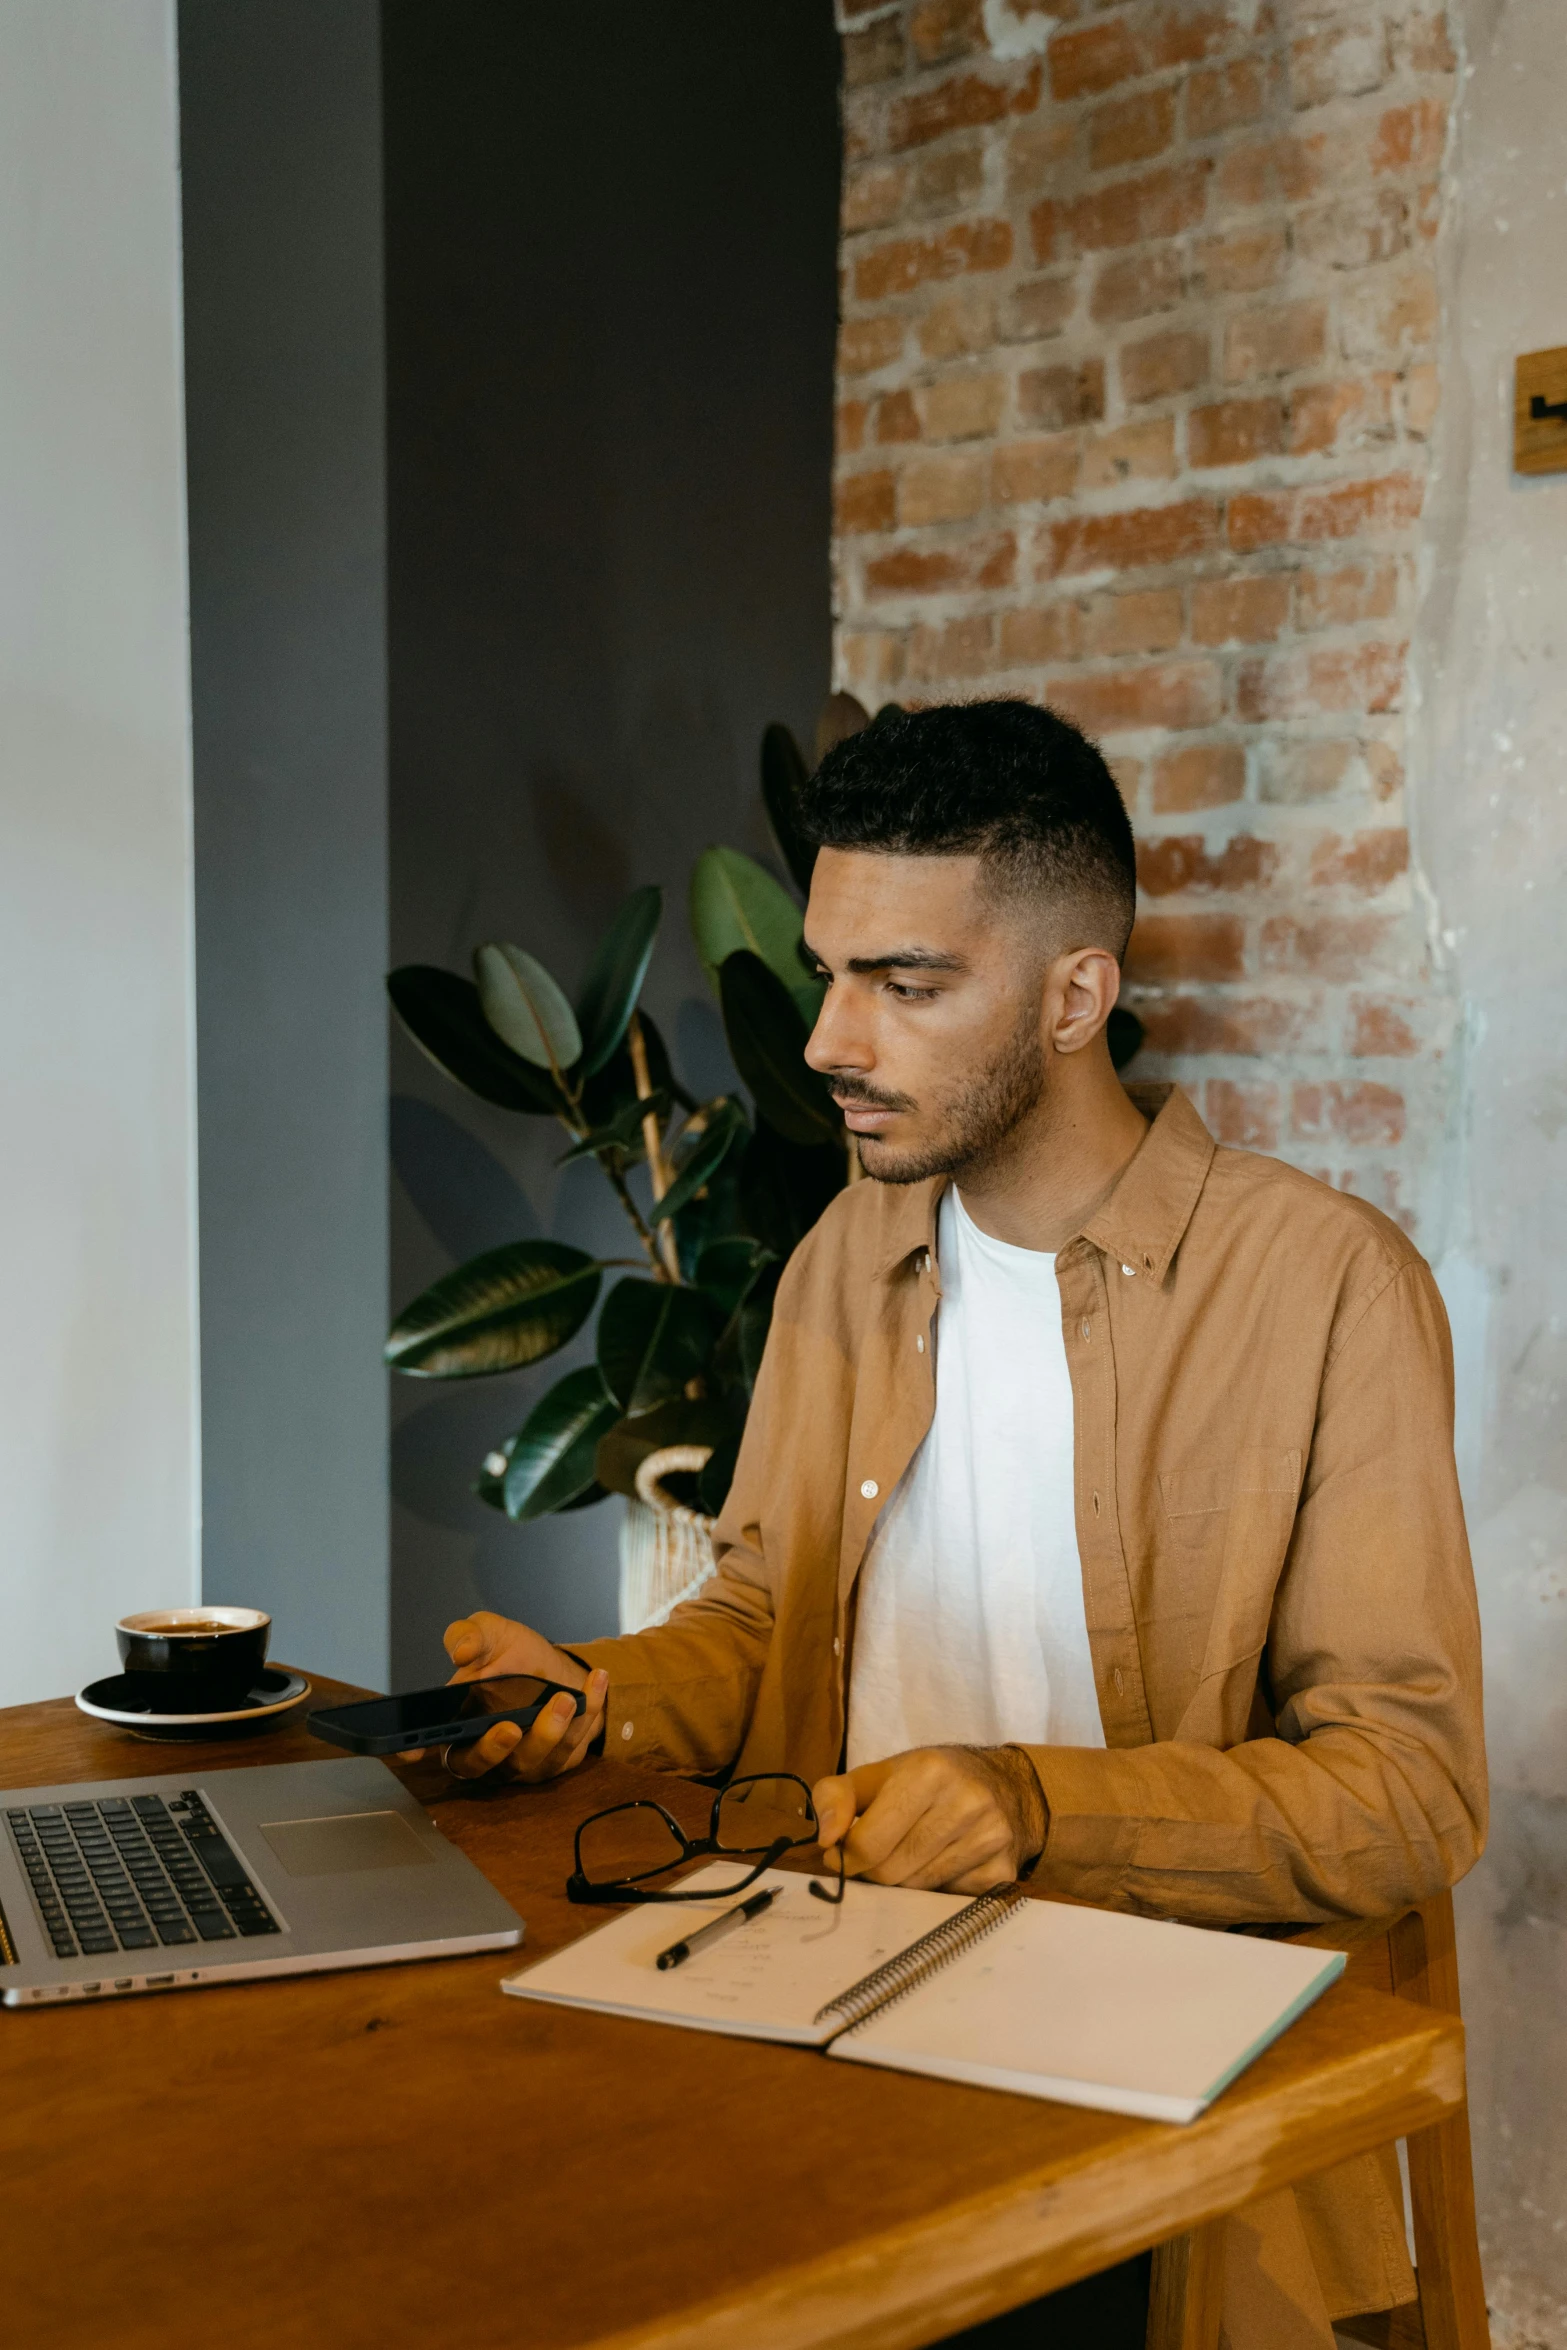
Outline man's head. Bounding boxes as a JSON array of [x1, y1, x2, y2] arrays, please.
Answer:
[[797, 700, 1136, 1186]]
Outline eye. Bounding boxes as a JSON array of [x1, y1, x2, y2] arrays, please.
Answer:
[[888, 979, 939, 1002]]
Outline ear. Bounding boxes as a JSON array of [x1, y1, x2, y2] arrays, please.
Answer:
[[1049, 946, 1122, 1056]]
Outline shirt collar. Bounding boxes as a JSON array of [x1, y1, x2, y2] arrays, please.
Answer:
[[873, 1083, 1215, 1286], [1080, 1083, 1215, 1284]]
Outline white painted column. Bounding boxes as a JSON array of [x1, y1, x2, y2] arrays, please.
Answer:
[[0, 1, 199, 1702]]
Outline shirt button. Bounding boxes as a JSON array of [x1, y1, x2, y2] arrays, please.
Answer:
[[620, 1721, 634, 1741], [1080, 1318, 1091, 1340], [832, 1636, 842, 1657], [1113, 1669, 1125, 1697], [1121, 1263, 1136, 1278], [860, 1479, 879, 1500], [916, 1333, 925, 1353]]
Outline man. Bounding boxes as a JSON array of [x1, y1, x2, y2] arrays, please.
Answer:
[[439, 702, 1485, 2348]]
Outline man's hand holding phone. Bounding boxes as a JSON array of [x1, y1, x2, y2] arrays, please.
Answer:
[[412, 1612, 608, 1783]]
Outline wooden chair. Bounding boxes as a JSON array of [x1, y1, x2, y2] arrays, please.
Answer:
[[1145, 1890, 1489, 2350]]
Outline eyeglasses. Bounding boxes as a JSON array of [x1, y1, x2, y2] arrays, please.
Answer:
[[567, 1772, 846, 1906]]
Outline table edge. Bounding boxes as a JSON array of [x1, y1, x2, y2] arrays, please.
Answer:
[[582, 2001, 1464, 2350]]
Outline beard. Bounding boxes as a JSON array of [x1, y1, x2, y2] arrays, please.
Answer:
[[839, 1007, 1048, 1187]]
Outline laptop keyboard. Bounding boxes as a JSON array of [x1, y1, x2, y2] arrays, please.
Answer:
[[5, 1790, 281, 1961]]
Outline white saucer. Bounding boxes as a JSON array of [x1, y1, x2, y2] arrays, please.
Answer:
[[75, 1668, 312, 1740]]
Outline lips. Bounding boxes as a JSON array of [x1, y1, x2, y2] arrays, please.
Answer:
[[833, 1093, 901, 1132]]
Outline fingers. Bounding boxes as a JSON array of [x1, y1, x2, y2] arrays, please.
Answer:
[[442, 1611, 591, 1693], [833, 1750, 1019, 1891], [867, 1803, 1014, 1890], [445, 1670, 609, 1786], [811, 1759, 892, 1858], [445, 1718, 526, 1781], [442, 1609, 521, 1682]]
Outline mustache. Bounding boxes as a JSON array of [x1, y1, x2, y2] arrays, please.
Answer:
[[830, 1078, 918, 1114]]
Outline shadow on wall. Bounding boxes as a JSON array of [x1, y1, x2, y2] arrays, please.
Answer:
[[380, 0, 842, 1684]]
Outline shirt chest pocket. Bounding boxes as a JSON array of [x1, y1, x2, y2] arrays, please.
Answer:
[[1159, 1447, 1302, 1520], [1156, 1447, 1304, 1676]]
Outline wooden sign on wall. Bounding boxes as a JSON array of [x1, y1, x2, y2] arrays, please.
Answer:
[[1515, 347, 1567, 476]]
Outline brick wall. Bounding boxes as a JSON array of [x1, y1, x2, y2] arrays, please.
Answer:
[[832, 0, 1458, 1231]]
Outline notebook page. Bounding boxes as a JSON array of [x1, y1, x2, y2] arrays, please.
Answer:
[[830, 1900, 1344, 2123], [503, 1865, 970, 2046]]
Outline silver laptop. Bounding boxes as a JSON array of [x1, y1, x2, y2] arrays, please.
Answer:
[[0, 1755, 523, 2005]]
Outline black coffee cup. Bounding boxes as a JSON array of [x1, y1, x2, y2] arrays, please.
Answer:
[[115, 1607, 271, 1712]]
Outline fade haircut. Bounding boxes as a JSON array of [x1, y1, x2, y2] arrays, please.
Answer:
[[798, 700, 1137, 961]]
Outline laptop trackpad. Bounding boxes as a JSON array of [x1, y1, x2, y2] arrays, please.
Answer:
[[259, 1811, 436, 1876]]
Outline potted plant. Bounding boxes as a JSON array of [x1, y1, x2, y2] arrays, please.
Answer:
[[384, 722, 852, 1625]]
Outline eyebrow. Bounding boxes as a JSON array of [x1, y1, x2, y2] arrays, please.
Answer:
[[803, 941, 968, 975]]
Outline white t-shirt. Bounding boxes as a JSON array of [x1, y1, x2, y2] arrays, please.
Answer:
[[846, 1186, 1106, 1768]]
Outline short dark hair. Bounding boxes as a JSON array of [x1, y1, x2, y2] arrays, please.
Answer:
[[798, 699, 1137, 959]]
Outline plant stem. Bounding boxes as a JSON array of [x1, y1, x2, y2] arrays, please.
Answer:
[[604, 1162, 666, 1279], [629, 1013, 683, 1283]]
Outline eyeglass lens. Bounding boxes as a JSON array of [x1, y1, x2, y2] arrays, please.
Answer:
[[712, 1776, 817, 1856], [576, 1801, 689, 1888]]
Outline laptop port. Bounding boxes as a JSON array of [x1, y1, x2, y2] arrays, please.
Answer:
[[145, 1973, 174, 1987], [114, 1978, 133, 1990], [81, 1982, 101, 1994]]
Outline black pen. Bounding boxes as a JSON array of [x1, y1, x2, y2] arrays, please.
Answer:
[[656, 1886, 777, 1971]]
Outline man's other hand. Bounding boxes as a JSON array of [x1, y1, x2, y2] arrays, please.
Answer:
[[403, 1610, 607, 1784], [811, 1746, 1047, 1893]]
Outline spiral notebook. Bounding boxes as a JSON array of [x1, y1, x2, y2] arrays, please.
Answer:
[[502, 1864, 1344, 2124]]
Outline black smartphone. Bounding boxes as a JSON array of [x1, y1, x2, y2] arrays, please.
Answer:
[[307, 1674, 586, 1758]]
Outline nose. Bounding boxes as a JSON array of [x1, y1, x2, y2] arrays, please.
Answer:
[[804, 983, 872, 1078]]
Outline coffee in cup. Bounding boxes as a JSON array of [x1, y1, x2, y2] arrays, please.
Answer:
[[115, 1607, 271, 1711]]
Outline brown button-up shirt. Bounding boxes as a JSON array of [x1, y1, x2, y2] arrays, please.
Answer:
[[579, 1083, 1486, 1932], [576, 1083, 1484, 2339]]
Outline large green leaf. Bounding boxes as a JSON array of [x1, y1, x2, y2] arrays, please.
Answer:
[[710, 1254, 782, 1403], [385, 1240, 602, 1377], [655, 1097, 749, 1226], [387, 968, 562, 1114], [718, 951, 839, 1149], [478, 1429, 606, 1515], [576, 885, 662, 1077], [596, 1278, 721, 1415], [474, 943, 583, 1073], [502, 1365, 621, 1520], [759, 724, 816, 897], [594, 1395, 740, 1502], [689, 846, 808, 1004], [738, 1116, 846, 1260], [694, 1236, 776, 1317]]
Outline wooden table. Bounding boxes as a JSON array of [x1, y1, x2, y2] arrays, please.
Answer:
[[1, 1678, 1466, 2350]]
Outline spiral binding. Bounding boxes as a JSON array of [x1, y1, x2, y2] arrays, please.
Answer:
[[812, 1885, 1026, 2037]]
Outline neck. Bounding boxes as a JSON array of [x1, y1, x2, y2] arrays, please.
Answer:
[[954, 1044, 1149, 1253]]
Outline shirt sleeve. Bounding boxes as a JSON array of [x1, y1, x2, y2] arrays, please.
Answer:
[[1023, 1260, 1489, 1924]]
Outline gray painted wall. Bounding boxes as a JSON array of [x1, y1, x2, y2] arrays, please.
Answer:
[[180, 0, 390, 1687], [0, 0, 198, 1702], [382, 0, 841, 1684], [1413, 3, 1567, 2336]]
